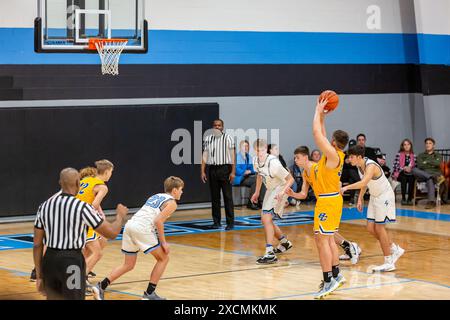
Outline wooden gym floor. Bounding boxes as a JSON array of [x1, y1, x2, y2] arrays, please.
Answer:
[[0, 202, 449, 300]]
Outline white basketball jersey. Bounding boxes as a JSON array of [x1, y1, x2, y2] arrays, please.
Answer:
[[358, 158, 393, 197], [129, 193, 174, 232], [253, 155, 290, 190]]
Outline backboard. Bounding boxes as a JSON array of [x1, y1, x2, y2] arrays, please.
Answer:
[[35, 0, 148, 53]]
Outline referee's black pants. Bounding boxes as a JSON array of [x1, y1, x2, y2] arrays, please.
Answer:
[[42, 248, 86, 300], [208, 165, 234, 226]]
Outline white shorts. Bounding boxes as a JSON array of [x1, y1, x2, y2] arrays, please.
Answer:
[[121, 221, 160, 255], [262, 185, 288, 218], [367, 191, 396, 224]]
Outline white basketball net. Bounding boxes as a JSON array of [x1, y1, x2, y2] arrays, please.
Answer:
[[94, 40, 128, 76]]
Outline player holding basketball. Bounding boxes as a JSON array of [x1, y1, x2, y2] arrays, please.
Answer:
[[288, 96, 348, 298], [341, 145, 405, 272], [92, 176, 184, 300], [76, 160, 114, 283], [251, 139, 294, 264]]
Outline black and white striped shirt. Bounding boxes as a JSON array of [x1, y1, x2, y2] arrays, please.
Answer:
[[203, 132, 235, 165], [34, 193, 104, 250]]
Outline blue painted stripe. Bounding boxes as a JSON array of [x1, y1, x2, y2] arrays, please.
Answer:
[[416, 33, 450, 65], [2, 28, 448, 65]]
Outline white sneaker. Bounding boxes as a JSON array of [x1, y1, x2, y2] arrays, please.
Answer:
[[372, 263, 396, 272], [372, 256, 396, 272], [391, 244, 405, 264], [339, 254, 351, 261], [335, 273, 346, 288], [314, 278, 340, 299], [349, 242, 361, 265]]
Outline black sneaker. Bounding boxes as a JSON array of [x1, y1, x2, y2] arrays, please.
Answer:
[[225, 225, 234, 231], [274, 240, 293, 254], [88, 271, 96, 278], [208, 224, 221, 229], [30, 268, 36, 282], [247, 202, 260, 210], [256, 253, 278, 264]]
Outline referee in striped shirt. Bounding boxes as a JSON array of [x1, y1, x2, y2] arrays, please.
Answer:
[[33, 168, 128, 300], [201, 119, 236, 230]]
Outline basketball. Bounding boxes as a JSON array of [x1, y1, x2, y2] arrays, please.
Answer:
[[319, 90, 339, 111]]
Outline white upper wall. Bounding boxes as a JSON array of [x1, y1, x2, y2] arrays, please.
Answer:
[[1, 0, 419, 34], [413, 0, 450, 35]]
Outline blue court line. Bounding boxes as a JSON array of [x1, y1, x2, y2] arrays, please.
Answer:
[[265, 279, 415, 300], [1, 207, 449, 252], [104, 288, 143, 298]]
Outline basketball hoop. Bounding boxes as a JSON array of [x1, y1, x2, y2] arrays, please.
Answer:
[[88, 39, 128, 76]]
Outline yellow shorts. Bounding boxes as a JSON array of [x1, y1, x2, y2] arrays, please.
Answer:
[[86, 227, 100, 242], [314, 192, 343, 235]]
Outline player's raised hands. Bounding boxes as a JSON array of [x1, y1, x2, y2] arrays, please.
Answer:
[[315, 96, 329, 115]]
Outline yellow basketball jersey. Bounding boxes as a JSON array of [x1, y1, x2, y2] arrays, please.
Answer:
[[303, 163, 319, 198], [306, 149, 345, 196], [76, 176, 105, 205]]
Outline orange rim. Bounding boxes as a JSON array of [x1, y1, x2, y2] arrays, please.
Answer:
[[88, 38, 128, 50]]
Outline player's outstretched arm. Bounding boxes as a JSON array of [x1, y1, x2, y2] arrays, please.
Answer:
[[286, 180, 310, 200], [341, 165, 376, 192], [312, 98, 339, 167], [154, 200, 177, 246]]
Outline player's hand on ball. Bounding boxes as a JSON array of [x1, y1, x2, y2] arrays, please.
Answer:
[[316, 97, 328, 115], [161, 242, 170, 254]]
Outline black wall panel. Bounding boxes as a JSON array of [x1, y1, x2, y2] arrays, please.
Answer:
[[0, 103, 219, 217]]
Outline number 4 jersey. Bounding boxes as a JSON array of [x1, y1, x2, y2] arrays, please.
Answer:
[[128, 193, 174, 233]]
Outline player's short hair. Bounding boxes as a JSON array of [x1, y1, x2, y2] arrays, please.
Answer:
[[424, 137, 435, 145], [332, 130, 349, 150], [164, 176, 184, 193], [253, 139, 267, 150], [95, 159, 114, 175], [79, 167, 97, 179], [213, 119, 224, 126], [356, 133, 366, 140], [348, 145, 365, 157], [294, 146, 310, 156]]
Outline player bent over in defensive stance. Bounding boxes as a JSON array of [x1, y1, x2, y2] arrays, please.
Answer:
[[341, 145, 404, 272], [251, 139, 295, 264], [92, 176, 184, 300]]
